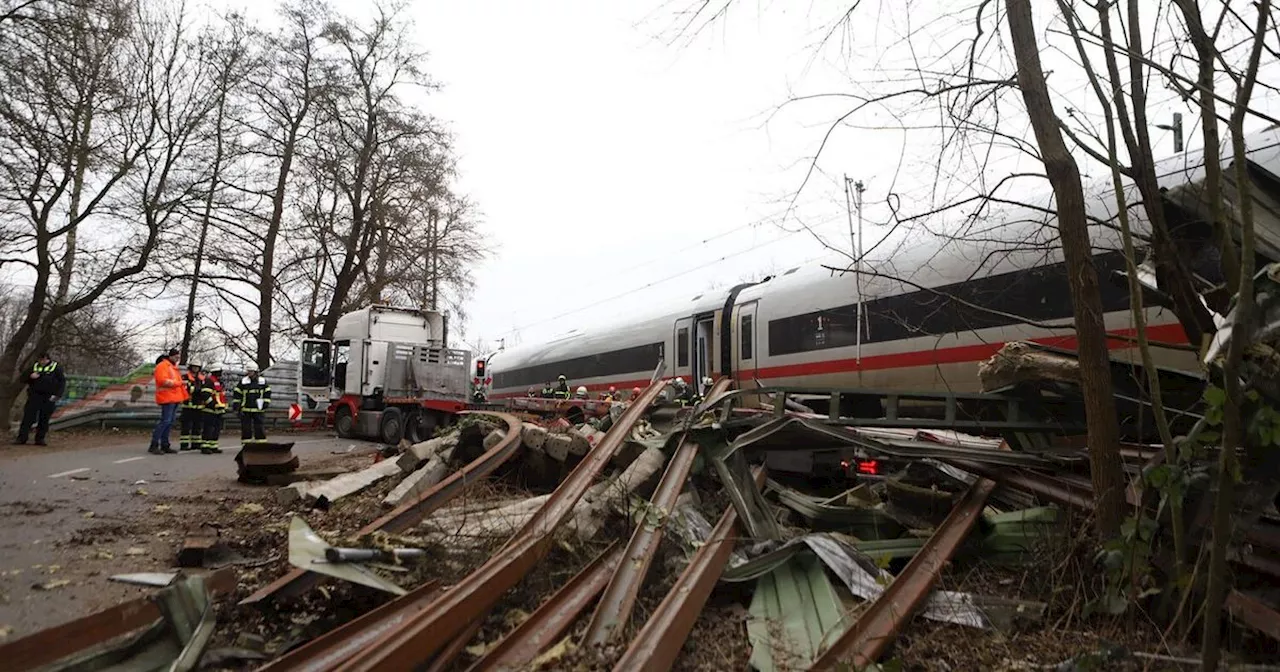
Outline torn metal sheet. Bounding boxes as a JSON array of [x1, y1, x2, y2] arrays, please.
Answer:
[[747, 553, 846, 671], [109, 572, 178, 588], [3, 571, 231, 672], [710, 445, 781, 540], [767, 479, 900, 535], [287, 516, 406, 596], [730, 415, 1073, 469]]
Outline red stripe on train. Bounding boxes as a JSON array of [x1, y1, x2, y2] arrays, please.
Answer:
[[489, 322, 1190, 399]]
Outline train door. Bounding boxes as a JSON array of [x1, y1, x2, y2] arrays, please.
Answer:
[[695, 316, 714, 388], [735, 301, 759, 381], [672, 317, 693, 385]]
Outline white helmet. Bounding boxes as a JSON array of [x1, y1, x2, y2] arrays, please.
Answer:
[[674, 377, 687, 387], [575, 385, 588, 398], [702, 376, 712, 386]]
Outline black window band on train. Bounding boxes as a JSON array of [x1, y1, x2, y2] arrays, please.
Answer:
[[492, 342, 665, 390], [768, 250, 1134, 357]]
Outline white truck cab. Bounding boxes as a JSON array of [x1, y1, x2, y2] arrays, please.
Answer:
[[297, 305, 471, 444]]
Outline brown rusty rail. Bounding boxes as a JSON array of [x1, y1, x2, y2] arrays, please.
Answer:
[[945, 459, 1093, 510], [810, 476, 997, 670], [241, 411, 524, 606], [322, 380, 669, 671], [1225, 590, 1280, 642], [582, 436, 699, 647], [613, 466, 766, 671], [258, 580, 443, 671], [469, 542, 625, 672]]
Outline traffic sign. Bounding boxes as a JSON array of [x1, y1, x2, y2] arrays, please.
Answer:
[[288, 403, 302, 421]]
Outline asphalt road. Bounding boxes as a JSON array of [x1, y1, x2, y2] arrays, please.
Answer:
[[0, 429, 374, 641]]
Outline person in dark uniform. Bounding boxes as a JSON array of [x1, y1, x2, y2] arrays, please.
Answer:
[[179, 363, 204, 451], [233, 365, 271, 446], [198, 364, 227, 454], [553, 374, 571, 399], [15, 352, 65, 445]]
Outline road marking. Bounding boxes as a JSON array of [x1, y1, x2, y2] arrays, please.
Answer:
[[113, 457, 146, 464], [48, 467, 90, 479]]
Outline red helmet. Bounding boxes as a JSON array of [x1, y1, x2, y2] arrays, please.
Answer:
[[632, 387, 641, 396], [608, 386, 616, 393]]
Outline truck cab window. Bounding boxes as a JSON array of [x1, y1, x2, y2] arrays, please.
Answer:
[[333, 340, 350, 392], [301, 341, 331, 388]]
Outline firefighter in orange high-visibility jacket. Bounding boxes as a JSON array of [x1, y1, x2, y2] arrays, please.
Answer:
[[233, 365, 271, 447], [197, 364, 228, 454]]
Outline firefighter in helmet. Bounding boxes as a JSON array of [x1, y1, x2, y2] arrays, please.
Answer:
[[553, 374, 571, 399], [197, 364, 228, 454]]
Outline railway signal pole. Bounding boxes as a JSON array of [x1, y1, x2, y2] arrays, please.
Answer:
[[844, 176, 866, 363]]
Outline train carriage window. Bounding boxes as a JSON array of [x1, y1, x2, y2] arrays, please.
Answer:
[[677, 328, 689, 367], [740, 315, 754, 359]]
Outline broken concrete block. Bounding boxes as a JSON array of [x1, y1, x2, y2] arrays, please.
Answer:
[[571, 446, 667, 541], [564, 430, 591, 456], [383, 458, 450, 508], [521, 423, 548, 451], [276, 481, 326, 505], [397, 435, 458, 473], [483, 429, 507, 451], [307, 459, 403, 508], [544, 434, 572, 462]]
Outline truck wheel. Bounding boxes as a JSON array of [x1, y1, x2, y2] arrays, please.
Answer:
[[379, 407, 404, 445], [403, 410, 437, 444], [334, 406, 355, 438]]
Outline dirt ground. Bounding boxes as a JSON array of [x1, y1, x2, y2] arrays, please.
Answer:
[[3, 428, 1273, 671]]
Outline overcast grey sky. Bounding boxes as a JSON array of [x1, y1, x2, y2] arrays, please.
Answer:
[[21, 0, 1276, 362]]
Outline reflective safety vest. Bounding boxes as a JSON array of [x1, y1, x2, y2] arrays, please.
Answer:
[[234, 376, 271, 413], [182, 373, 204, 409], [198, 375, 227, 413]]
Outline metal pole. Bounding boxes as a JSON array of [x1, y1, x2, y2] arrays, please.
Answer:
[[856, 180, 864, 365]]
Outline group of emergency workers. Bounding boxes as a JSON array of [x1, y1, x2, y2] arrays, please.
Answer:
[[149, 348, 273, 455], [524, 374, 712, 405]]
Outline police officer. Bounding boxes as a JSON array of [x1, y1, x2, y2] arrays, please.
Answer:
[[553, 374, 571, 399], [233, 365, 271, 447], [179, 363, 204, 451], [198, 364, 227, 454], [14, 352, 65, 446]]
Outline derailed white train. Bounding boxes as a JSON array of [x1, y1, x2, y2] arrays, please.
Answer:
[[487, 128, 1280, 402]]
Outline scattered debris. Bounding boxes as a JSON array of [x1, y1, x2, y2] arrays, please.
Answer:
[[32, 580, 69, 591], [306, 458, 402, 508], [235, 441, 300, 484], [286, 516, 406, 595], [108, 572, 177, 587]]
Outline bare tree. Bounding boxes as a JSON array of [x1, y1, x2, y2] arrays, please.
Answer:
[[0, 0, 214, 417]]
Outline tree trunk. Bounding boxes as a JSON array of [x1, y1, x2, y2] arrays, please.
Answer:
[[1173, 0, 1233, 296], [256, 124, 301, 369], [1005, 0, 1125, 537], [182, 88, 228, 361], [1202, 4, 1270, 667]]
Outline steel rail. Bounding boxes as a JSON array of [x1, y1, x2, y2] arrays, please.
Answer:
[[944, 458, 1094, 511], [810, 476, 998, 670], [1225, 590, 1280, 642], [258, 580, 443, 672], [469, 542, 626, 672], [613, 466, 766, 671], [241, 411, 524, 606], [582, 436, 699, 647], [328, 380, 669, 671]]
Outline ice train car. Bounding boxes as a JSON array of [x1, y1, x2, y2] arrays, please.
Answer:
[[487, 127, 1280, 406]]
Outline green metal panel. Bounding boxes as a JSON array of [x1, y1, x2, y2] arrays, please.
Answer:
[[747, 553, 848, 671]]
